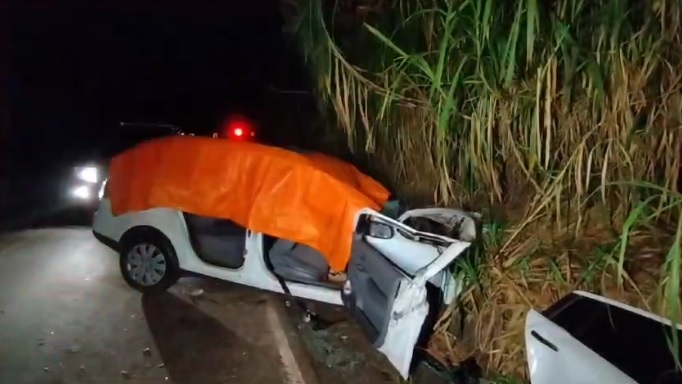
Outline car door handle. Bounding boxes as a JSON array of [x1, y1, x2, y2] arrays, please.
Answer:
[[530, 330, 558, 352]]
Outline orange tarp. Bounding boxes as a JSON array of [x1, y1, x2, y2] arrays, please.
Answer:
[[108, 136, 390, 271]]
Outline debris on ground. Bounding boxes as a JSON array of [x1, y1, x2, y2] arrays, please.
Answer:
[[285, 301, 399, 383], [43, 367, 50, 372], [157, 363, 165, 368], [302, 325, 366, 373], [416, 356, 483, 384], [142, 347, 152, 356], [67, 345, 81, 353], [120, 370, 131, 379], [189, 288, 204, 297]]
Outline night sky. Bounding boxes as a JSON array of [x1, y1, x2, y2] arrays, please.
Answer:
[[2, 1, 314, 168]]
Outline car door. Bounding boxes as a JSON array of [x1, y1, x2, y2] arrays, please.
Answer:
[[526, 291, 682, 384], [362, 208, 478, 306], [525, 307, 637, 384], [341, 212, 473, 379]]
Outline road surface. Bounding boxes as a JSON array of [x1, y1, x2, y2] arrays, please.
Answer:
[[0, 226, 318, 384], [0, 212, 411, 384]]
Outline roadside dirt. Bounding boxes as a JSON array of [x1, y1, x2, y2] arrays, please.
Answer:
[[285, 301, 403, 384], [290, 301, 460, 384], [185, 278, 406, 384]]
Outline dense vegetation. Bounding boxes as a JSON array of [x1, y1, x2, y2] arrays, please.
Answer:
[[285, 0, 682, 381]]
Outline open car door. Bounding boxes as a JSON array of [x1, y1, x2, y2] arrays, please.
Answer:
[[341, 211, 473, 379]]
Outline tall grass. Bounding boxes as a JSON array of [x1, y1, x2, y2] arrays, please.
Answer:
[[286, 0, 682, 380]]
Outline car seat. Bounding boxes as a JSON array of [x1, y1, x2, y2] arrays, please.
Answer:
[[184, 213, 246, 269], [268, 239, 329, 283]]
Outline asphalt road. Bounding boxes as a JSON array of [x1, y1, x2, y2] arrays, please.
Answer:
[[0, 207, 437, 384], [0, 225, 308, 384]]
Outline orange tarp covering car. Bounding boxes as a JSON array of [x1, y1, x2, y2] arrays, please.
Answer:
[[107, 136, 390, 271]]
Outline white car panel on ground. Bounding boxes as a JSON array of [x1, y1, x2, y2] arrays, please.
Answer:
[[526, 290, 682, 384]]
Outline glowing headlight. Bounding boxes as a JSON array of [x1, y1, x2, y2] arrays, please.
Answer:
[[72, 185, 91, 199], [76, 167, 98, 184]]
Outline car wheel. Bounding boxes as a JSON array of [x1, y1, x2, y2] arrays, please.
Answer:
[[119, 229, 180, 293]]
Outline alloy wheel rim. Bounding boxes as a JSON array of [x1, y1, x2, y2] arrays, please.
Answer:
[[126, 243, 167, 286]]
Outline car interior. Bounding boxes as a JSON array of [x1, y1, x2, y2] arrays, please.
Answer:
[[183, 213, 247, 269], [182, 198, 408, 285], [543, 293, 682, 384], [266, 232, 426, 350], [263, 235, 342, 289], [183, 211, 443, 361], [183, 212, 340, 287]]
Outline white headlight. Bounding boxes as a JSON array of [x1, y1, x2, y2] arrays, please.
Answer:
[[76, 167, 98, 184], [72, 185, 91, 199]]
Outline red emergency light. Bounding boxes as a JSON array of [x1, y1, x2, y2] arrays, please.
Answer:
[[220, 116, 256, 141]]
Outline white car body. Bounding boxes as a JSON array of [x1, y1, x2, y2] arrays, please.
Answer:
[[527, 290, 682, 384], [92, 195, 478, 379]]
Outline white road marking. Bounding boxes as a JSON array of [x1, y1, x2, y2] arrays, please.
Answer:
[[265, 301, 307, 384]]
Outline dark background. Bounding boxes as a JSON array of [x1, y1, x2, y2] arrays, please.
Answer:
[[1, 0, 316, 172], [0, 0, 320, 223]]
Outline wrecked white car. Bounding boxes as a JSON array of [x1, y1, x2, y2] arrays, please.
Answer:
[[92, 136, 479, 379]]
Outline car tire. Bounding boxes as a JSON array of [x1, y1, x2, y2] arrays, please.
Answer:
[[119, 228, 180, 293]]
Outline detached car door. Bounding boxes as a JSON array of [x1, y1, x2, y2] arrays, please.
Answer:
[[526, 291, 682, 384], [341, 213, 473, 379]]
